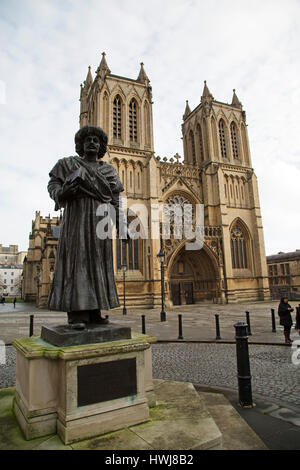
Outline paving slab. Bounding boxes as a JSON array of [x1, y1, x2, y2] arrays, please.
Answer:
[[269, 408, 300, 427], [0, 380, 222, 450], [1, 300, 299, 345], [199, 392, 268, 450]]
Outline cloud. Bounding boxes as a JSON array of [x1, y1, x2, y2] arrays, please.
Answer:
[[0, 0, 299, 256]]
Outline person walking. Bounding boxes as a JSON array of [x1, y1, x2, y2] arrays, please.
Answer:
[[295, 306, 300, 335], [13, 297, 16, 308], [278, 297, 294, 344]]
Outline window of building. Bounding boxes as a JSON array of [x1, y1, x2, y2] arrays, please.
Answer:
[[178, 261, 184, 274], [113, 95, 122, 139], [190, 130, 196, 165], [219, 119, 227, 158], [224, 184, 227, 198], [116, 238, 139, 271], [11, 272, 14, 276], [230, 122, 239, 159], [137, 172, 140, 190], [129, 98, 138, 142], [102, 91, 109, 134], [273, 265, 278, 276], [230, 223, 248, 269], [11, 287, 13, 292], [269, 265, 273, 276], [285, 264, 290, 275], [197, 123, 204, 161], [121, 169, 125, 185], [280, 264, 285, 275], [11, 279, 13, 284], [116, 214, 141, 270], [144, 101, 151, 147], [129, 171, 133, 188]]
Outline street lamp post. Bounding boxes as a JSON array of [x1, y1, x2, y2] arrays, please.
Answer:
[[122, 263, 127, 315], [157, 249, 166, 322]]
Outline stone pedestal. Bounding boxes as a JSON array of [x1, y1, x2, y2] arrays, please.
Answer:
[[12, 331, 156, 444]]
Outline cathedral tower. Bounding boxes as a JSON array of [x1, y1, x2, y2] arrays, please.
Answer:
[[181, 82, 269, 302]]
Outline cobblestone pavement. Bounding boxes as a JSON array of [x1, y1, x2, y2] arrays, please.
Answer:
[[152, 343, 300, 409], [1, 342, 300, 411], [0, 347, 16, 389]]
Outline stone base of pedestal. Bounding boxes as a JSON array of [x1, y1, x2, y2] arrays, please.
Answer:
[[12, 331, 156, 445], [40, 323, 132, 347]]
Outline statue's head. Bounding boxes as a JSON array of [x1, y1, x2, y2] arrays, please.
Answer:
[[75, 125, 108, 159]]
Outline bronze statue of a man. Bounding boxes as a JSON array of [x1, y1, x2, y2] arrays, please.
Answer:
[[47, 125, 126, 327]]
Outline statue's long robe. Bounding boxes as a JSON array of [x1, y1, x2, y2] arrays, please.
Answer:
[[47, 156, 124, 312]]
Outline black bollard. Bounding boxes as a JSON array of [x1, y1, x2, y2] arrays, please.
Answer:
[[29, 315, 34, 337], [215, 314, 221, 340], [234, 322, 253, 408], [271, 308, 276, 333], [245, 311, 252, 336], [178, 314, 183, 340], [141, 315, 146, 335]]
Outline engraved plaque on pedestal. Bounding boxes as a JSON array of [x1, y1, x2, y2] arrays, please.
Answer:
[[77, 358, 137, 407]]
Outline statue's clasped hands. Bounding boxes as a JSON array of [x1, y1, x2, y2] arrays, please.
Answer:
[[61, 179, 80, 199]]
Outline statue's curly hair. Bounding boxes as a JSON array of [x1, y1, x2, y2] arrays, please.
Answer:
[[75, 125, 108, 158]]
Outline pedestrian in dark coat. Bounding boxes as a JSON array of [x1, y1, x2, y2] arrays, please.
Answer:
[[278, 297, 293, 344], [13, 297, 16, 308], [295, 306, 300, 335]]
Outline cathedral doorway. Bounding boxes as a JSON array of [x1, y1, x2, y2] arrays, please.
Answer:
[[169, 246, 219, 304]]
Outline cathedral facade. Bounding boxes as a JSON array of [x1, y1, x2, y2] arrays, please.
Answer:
[[23, 53, 270, 307]]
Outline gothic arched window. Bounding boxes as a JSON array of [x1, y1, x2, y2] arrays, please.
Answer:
[[230, 122, 239, 159], [230, 222, 249, 269], [219, 119, 227, 159], [144, 101, 151, 147], [102, 92, 109, 134], [113, 95, 122, 139], [189, 130, 196, 165], [129, 98, 138, 142], [116, 215, 141, 271], [197, 123, 204, 161]]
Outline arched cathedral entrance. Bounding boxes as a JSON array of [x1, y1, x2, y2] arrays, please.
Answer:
[[169, 246, 220, 305]]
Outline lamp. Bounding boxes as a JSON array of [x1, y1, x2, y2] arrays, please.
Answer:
[[157, 249, 166, 322]]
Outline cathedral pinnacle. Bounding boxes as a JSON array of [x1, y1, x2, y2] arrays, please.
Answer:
[[83, 66, 93, 90], [183, 100, 191, 120], [201, 80, 214, 100], [231, 89, 242, 109], [96, 52, 111, 78], [137, 62, 150, 84]]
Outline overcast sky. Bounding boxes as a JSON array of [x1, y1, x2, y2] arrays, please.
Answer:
[[0, 0, 299, 255]]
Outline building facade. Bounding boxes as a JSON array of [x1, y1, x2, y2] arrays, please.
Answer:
[[0, 265, 23, 298], [0, 244, 27, 298], [22, 212, 61, 306], [24, 54, 270, 307], [0, 244, 27, 265], [267, 250, 300, 300]]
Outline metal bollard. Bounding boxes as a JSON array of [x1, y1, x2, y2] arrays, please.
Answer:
[[178, 314, 183, 340], [29, 315, 34, 337], [245, 311, 252, 336], [234, 322, 253, 408], [141, 315, 146, 335], [271, 308, 276, 333], [215, 314, 221, 340]]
